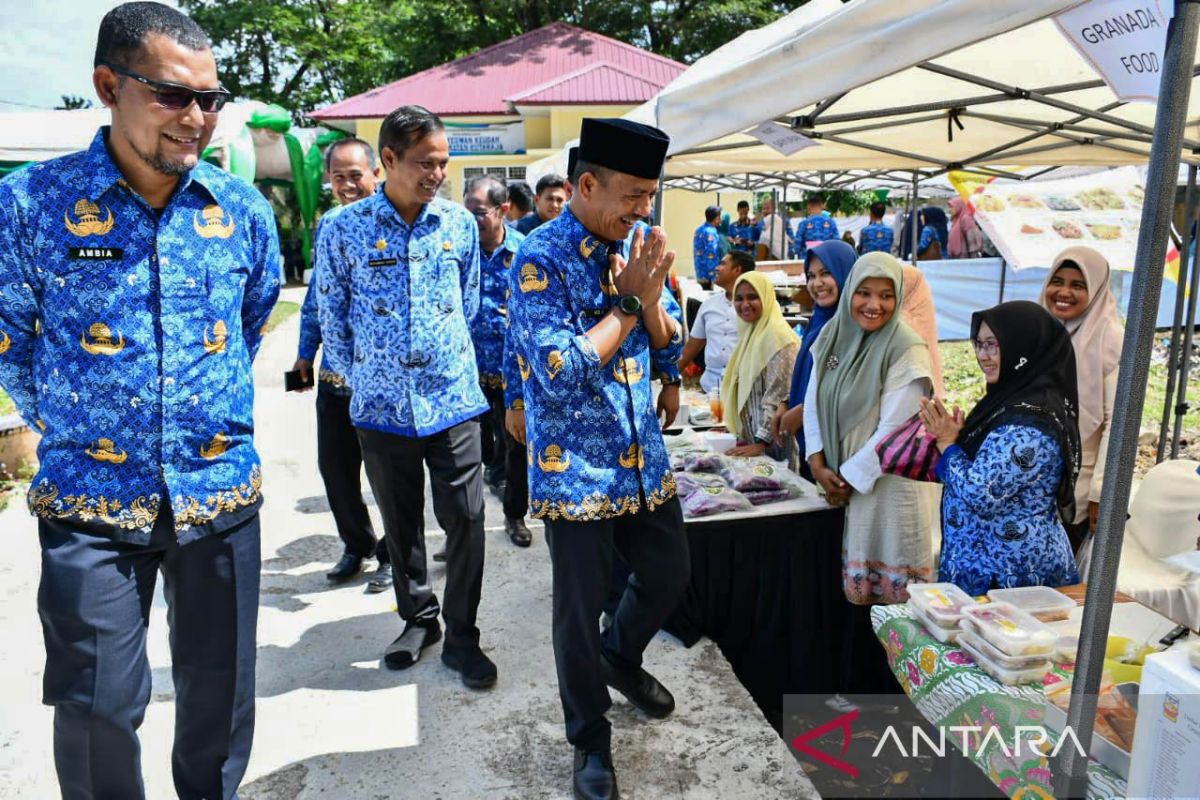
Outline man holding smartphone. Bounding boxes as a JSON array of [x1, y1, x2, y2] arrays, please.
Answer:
[[316, 105, 495, 689], [293, 137, 393, 589]]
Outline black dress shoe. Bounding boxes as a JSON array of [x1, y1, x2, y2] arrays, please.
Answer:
[[366, 562, 393, 593], [326, 552, 364, 582], [441, 643, 498, 690], [573, 749, 618, 800], [505, 517, 532, 547], [599, 651, 675, 719], [383, 621, 441, 670]]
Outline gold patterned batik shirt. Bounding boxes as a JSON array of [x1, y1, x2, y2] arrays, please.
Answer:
[[0, 128, 280, 542], [505, 207, 683, 522]]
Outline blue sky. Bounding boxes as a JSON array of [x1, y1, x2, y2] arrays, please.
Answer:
[[0, 0, 174, 110]]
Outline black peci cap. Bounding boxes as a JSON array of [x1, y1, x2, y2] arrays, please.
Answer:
[[578, 118, 669, 180], [566, 146, 579, 181]]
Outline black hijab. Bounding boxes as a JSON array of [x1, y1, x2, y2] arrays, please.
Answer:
[[958, 301, 1082, 524]]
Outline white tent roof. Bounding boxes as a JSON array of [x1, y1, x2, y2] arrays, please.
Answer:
[[626, 0, 1200, 181], [0, 102, 265, 163]]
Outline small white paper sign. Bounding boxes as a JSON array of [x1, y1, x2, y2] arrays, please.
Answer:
[[747, 121, 820, 156], [1055, 0, 1174, 103]]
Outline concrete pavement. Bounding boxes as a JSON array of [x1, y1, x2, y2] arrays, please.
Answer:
[[0, 286, 817, 799]]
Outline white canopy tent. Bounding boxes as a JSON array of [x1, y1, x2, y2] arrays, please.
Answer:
[[0, 102, 324, 183], [628, 0, 1199, 179]]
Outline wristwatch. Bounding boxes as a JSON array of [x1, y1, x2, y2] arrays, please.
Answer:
[[616, 294, 643, 316], [660, 373, 682, 387]]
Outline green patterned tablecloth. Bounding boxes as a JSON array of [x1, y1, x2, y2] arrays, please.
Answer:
[[870, 604, 1126, 800]]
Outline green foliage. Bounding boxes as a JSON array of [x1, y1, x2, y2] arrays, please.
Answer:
[[0, 388, 13, 417], [56, 95, 93, 110], [181, 0, 812, 118]]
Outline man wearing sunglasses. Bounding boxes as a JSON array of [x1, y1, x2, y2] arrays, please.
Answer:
[[462, 175, 531, 547], [0, 4, 279, 799]]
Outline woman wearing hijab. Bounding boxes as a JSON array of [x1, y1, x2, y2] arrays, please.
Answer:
[[721, 271, 801, 460], [1039, 246, 1123, 549], [916, 206, 949, 260], [920, 301, 1082, 596], [803, 252, 940, 605], [947, 197, 984, 259], [770, 240, 856, 474]]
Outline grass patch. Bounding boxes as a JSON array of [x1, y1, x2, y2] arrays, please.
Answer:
[[0, 389, 13, 417], [939, 340, 1199, 431], [262, 300, 301, 336]]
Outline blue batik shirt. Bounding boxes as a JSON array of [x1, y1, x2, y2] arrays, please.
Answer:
[[0, 128, 280, 542], [298, 206, 351, 395], [471, 227, 524, 388], [795, 213, 840, 257], [316, 191, 485, 437], [859, 222, 894, 254], [728, 218, 762, 252], [692, 222, 722, 282], [507, 208, 683, 521]]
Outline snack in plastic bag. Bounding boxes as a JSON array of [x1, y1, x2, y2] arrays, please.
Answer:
[[681, 484, 754, 517], [720, 459, 785, 491], [674, 471, 729, 497], [685, 452, 730, 473], [743, 488, 790, 505]]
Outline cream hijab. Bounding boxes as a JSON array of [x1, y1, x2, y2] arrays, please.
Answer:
[[722, 271, 800, 436], [1040, 246, 1124, 443]]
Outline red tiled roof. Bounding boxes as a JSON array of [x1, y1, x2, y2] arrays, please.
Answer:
[[311, 22, 685, 120], [506, 62, 666, 105]]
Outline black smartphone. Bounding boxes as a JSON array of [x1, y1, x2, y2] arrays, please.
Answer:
[[284, 369, 314, 392]]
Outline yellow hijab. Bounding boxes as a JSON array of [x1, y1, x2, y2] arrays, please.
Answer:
[[722, 271, 801, 435]]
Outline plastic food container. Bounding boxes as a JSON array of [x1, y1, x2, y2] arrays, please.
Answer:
[[704, 431, 736, 454], [956, 630, 1051, 686], [986, 586, 1076, 622], [910, 603, 960, 644], [958, 630, 1051, 670], [961, 602, 1058, 657], [908, 582, 979, 627], [1055, 634, 1079, 663]]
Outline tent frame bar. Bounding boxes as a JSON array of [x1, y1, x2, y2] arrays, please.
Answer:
[[1159, 163, 1199, 460], [1055, 5, 1200, 796]]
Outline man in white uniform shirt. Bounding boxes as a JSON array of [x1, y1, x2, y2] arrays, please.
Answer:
[[678, 251, 755, 393], [758, 197, 791, 260]]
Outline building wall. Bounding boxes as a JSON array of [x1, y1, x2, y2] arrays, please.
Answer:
[[350, 107, 739, 278]]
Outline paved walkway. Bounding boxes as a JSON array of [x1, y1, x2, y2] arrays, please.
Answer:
[[0, 287, 816, 799]]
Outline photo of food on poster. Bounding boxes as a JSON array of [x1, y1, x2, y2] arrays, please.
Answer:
[[971, 166, 1149, 271]]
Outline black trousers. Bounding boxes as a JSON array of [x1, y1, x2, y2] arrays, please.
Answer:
[[358, 421, 485, 648], [544, 498, 690, 751], [479, 385, 529, 520], [38, 511, 260, 800], [316, 383, 386, 562]]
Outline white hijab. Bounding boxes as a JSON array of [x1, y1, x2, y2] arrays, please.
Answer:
[[1040, 246, 1124, 443]]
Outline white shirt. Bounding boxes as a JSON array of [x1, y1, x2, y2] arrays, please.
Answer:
[[690, 291, 739, 394], [760, 213, 790, 260]]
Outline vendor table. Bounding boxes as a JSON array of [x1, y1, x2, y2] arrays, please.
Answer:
[[666, 489, 864, 724], [870, 587, 1184, 800]]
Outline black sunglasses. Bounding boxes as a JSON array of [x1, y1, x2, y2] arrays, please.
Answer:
[[102, 63, 231, 113]]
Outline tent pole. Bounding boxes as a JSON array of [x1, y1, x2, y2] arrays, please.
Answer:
[[1055, 5, 1200, 798], [997, 258, 1007, 305], [909, 171, 919, 265], [1171, 193, 1200, 458], [1158, 163, 1198, 461]]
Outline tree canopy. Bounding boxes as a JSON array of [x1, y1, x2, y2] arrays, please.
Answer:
[[181, 0, 809, 118]]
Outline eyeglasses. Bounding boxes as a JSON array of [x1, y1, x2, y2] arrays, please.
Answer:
[[972, 339, 1000, 357], [468, 206, 498, 219], [102, 63, 231, 113]]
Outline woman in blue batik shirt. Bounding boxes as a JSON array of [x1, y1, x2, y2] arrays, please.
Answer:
[[919, 301, 1082, 596], [916, 206, 949, 260]]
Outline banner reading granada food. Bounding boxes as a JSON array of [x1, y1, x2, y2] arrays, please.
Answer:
[[972, 166, 1149, 271]]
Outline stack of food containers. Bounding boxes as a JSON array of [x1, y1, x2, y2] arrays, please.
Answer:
[[986, 586, 1076, 622], [907, 582, 979, 643], [959, 602, 1060, 685]]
